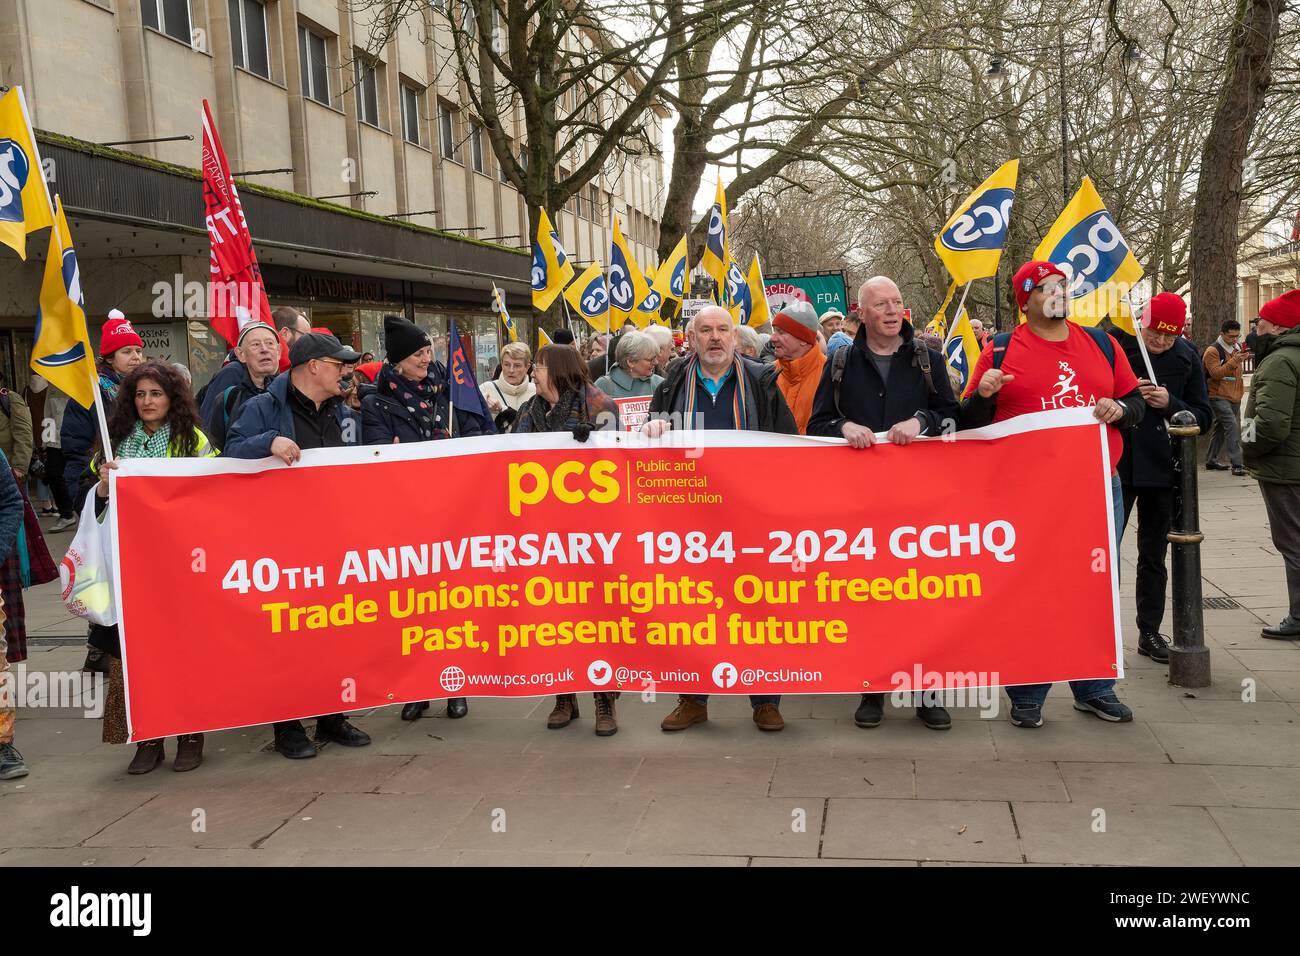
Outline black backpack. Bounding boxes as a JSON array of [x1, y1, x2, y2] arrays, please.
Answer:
[[989, 325, 1116, 372], [829, 339, 936, 417]]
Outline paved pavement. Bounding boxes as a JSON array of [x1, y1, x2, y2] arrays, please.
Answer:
[[1, 468, 1297, 866]]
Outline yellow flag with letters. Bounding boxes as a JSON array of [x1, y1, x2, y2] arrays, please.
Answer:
[[0, 87, 55, 260], [32, 196, 95, 408], [656, 235, 690, 303], [608, 215, 651, 327], [564, 261, 610, 333], [491, 284, 518, 343], [930, 159, 1018, 326], [1032, 176, 1141, 332], [531, 208, 574, 311], [700, 179, 729, 300], [729, 254, 770, 329], [942, 308, 981, 395]]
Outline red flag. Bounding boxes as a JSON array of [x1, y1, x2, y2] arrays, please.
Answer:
[[202, 100, 273, 350]]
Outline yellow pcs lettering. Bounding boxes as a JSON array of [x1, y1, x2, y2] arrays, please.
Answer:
[[508, 459, 620, 517]]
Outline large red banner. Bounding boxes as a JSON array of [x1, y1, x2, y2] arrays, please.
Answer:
[[111, 408, 1122, 741]]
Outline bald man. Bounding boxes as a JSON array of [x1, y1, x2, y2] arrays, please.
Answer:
[[807, 275, 960, 731]]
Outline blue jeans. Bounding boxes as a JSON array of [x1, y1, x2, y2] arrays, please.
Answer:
[[1007, 474, 1125, 709], [693, 696, 781, 708]]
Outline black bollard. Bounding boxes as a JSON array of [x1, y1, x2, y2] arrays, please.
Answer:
[[1167, 410, 1211, 687]]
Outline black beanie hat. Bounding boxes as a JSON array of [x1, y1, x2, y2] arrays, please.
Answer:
[[383, 314, 430, 365], [552, 327, 575, 345]]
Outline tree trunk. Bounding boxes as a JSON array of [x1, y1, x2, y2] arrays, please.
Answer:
[[1188, 0, 1285, 350]]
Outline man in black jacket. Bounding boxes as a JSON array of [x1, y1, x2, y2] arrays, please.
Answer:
[[1110, 293, 1211, 664], [645, 305, 797, 732], [203, 321, 280, 451], [807, 276, 960, 731]]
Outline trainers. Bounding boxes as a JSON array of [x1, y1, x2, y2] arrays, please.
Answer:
[[1261, 616, 1300, 639], [1205, 461, 1229, 471], [593, 693, 618, 737], [1231, 466, 1247, 476], [661, 696, 708, 732], [1073, 694, 1133, 722], [1009, 703, 1043, 728], [0, 743, 29, 780], [916, 704, 952, 730], [314, 716, 371, 746], [1138, 631, 1171, 663], [51, 515, 78, 532], [752, 703, 784, 732], [853, 693, 884, 728]]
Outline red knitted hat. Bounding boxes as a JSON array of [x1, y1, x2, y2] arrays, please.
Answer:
[[1260, 289, 1300, 329], [99, 312, 143, 356]]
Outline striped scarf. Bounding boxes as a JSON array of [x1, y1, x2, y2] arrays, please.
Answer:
[[682, 354, 748, 430]]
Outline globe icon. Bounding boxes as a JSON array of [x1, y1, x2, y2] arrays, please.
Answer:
[[440, 666, 467, 693]]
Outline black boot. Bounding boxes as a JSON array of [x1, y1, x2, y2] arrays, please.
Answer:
[[1138, 631, 1171, 663], [273, 721, 318, 759], [315, 715, 371, 747], [401, 701, 429, 721], [446, 697, 468, 718], [854, 693, 884, 728]]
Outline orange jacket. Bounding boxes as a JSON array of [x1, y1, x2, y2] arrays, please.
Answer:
[[1204, 343, 1245, 402], [777, 346, 827, 434]]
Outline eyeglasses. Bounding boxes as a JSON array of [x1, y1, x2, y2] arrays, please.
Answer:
[[316, 358, 345, 371]]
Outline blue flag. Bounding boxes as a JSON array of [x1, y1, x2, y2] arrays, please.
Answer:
[[448, 320, 497, 435]]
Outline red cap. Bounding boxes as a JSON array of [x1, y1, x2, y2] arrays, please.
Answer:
[[99, 313, 143, 356], [1260, 289, 1300, 329], [1141, 292, 1187, 336], [354, 360, 384, 383], [1013, 260, 1067, 312]]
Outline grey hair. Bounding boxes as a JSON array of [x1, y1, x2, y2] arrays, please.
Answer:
[[172, 362, 192, 385], [734, 325, 761, 356], [615, 330, 660, 368], [643, 324, 673, 348]]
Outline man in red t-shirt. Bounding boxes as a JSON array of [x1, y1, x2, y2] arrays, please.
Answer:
[[961, 260, 1145, 729]]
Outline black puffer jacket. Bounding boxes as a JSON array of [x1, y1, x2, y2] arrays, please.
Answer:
[[1109, 328, 1212, 488], [806, 321, 959, 437]]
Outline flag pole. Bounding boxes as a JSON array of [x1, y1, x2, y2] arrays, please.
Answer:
[[46, 189, 114, 460], [1131, 311, 1159, 386], [942, 282, 973, 348]]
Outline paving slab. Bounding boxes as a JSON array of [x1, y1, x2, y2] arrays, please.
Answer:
[[821, 798, 1021, 863], [85, 789, 318, 849], [628, 795, 822, 858], [1013, 802, 1241, 866]]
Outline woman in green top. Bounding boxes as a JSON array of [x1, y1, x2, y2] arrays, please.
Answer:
[[94, 361, 216, 775]]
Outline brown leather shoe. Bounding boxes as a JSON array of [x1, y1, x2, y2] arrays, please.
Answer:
[[173, 733, 204, 772], [593, 693, 618, 736], [753, 703, 785, 732], [126, 739, 165, 775], [547, 694, 579, 729], [661, 696, 708, 731]]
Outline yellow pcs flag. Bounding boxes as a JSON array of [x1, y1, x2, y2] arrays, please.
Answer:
[[491, 284, 518, 343], [564, 261, 610, 333], [942, 308, 981, 395], [0, 87, 55, 260], [608, 215, 650, 327], [636, 263, 667, 327], [531, 208, 574, 311], [729, 254, 770, 329], [538, 326, 553, 349], [32, 197, 95, 408], [657, 235, 690, 302], [1033, 175, 1142, 331], [700, 179, 729, 299], [934, 159, 1018, 284]]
